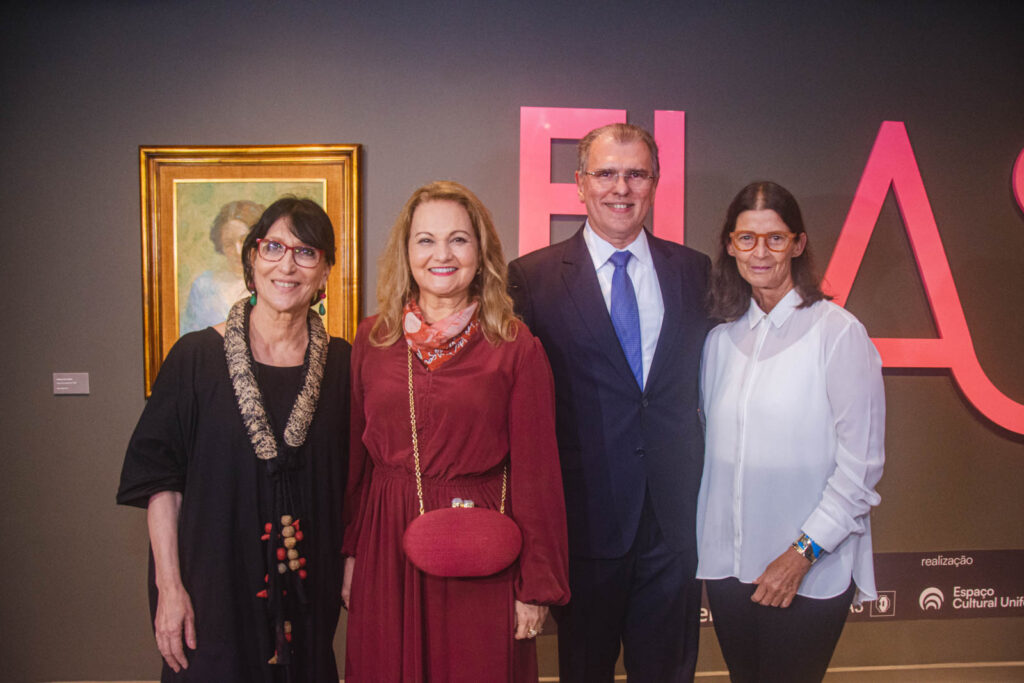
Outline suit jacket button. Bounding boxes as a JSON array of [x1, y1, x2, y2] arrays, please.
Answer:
[[641, 398, 649, 408], [636, 448, 645, 457]]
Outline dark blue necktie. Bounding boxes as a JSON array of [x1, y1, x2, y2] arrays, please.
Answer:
[[609, 250, 643, 390]]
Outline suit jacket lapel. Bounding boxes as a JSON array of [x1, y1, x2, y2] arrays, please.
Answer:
[[646, 234, 684, 393], [560, 228, 641, 391]]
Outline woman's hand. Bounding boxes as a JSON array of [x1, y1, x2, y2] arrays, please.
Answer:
[[513, 600, 549, 640], [147, 491, 195, 671], [154, 582, 196, 672], [750, 548, 812, 608], [342, 556, 355, 610]]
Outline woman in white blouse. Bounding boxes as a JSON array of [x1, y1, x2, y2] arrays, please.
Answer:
[[697, 181, 885, 682]]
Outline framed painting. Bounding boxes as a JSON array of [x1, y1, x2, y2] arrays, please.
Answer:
[[139, 144, 361, 396]]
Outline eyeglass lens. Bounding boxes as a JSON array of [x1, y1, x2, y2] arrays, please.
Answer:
[[258, 239, 321, 267], [587, 170, 655, 187], [731, 232, 794, 252]]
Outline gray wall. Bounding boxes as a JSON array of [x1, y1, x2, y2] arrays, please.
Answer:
[[2, 1, 1022, 680]]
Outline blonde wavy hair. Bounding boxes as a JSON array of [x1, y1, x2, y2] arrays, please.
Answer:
[[370, 180, 519, 347]]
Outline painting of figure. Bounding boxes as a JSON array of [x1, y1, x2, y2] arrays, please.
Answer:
[[174, 180, 325, 334], [179, 199, 263, 333]]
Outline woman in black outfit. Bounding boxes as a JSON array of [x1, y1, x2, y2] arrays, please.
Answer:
[[118, 197, 349, 682]]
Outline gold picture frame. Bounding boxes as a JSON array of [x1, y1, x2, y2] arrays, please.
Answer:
[[139, 144, 361, 396]]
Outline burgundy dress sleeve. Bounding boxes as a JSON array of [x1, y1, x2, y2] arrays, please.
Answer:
[[342, 319, 375, 557], [510, 330, 570, 606]]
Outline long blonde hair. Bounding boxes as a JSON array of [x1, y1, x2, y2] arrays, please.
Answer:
[[370, 180, 518, 347]]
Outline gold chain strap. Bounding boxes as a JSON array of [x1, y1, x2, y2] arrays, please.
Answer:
[[499, 460, 507, 515], [407, 346, 507, 517], [407, 347, 426, 516]]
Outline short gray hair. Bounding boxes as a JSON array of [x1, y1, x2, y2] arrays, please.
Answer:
[[576, 123, 660, 177]]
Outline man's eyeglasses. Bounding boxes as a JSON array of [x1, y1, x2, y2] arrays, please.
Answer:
[[729, 231, 796, 253], [582, 169, 657, 189], [256, 238, 323, 268]]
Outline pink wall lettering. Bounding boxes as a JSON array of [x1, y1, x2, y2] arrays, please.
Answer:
[[1014, 146, 1024, 212], [519, 110, 1024, 433], [824, 121, 1024, 433], [652, 110, 686, 245], [518, 107, 623, 256]]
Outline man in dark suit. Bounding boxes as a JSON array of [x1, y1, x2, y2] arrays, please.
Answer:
[[508, 123, 710, 682]]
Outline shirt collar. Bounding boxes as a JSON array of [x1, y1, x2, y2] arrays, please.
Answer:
[[745, 287, 802, 330], [583, 220, 652, 271]]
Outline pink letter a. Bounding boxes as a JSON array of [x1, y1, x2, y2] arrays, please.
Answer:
[[825, 121, 1024, 434]]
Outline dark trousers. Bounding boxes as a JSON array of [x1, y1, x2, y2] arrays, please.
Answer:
[[553, 494, 701, 683], [705, 577, 856, 683]]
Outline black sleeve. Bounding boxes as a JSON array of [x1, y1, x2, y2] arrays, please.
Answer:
[[116, 336, 198, 508]]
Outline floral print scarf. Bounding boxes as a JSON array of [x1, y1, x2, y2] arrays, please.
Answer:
[[402, 299, 479, 371]]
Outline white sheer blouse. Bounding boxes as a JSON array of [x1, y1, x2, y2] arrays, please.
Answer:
[[696, 289, 885, 601]]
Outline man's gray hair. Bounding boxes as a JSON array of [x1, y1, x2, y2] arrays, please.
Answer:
[[576, 123, 660, 177]]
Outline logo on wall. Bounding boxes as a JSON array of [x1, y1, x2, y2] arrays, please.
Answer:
[[871, 591, 896, 617], [847, 550, 1023, 622], [919, 587, 944, 610]]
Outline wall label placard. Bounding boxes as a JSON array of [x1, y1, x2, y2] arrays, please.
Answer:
[[52, 372, 90, 395]]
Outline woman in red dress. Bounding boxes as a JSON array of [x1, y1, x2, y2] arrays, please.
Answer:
[[341, 181, 570, 682]]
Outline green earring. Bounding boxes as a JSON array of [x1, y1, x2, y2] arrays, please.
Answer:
[[317, 291, 326, 316], [249, 291, 257, 306]]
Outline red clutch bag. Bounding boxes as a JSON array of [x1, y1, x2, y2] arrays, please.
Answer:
[[402, 507, 523, 577]]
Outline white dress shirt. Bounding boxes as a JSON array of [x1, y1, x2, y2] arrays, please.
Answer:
[[696, 289, 885, 602], [583, 223, 664, 389]]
